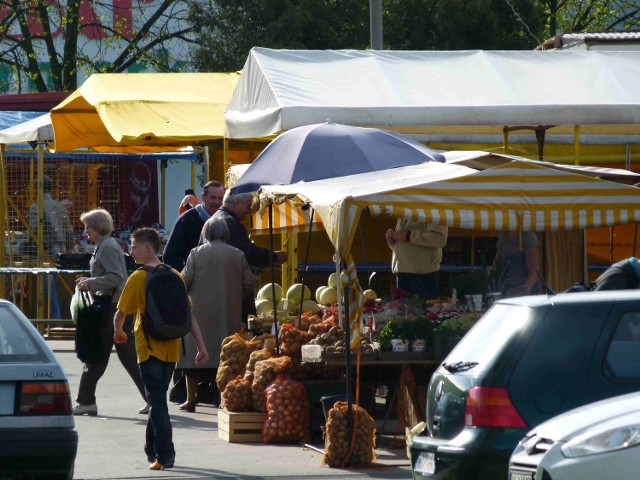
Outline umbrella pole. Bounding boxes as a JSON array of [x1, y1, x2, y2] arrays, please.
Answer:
[[268, 204, 280, 356], [297, 207, 315, 327], [342, 259, 354, 464]]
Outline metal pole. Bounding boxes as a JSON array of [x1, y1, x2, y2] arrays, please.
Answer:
[[297, 208, 315, 327], [343, 260, 353, 465], [268, 204, 280, 355], [369, 0, 383, 50]]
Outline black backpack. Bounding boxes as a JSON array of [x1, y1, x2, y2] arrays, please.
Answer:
[[140, 264, 192, 341]]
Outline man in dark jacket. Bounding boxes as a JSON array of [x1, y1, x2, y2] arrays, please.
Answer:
[[212, 191, 287, 324], [212, 191, 287, 268], [162, 181, 224, 271], [594, 257, 640, 291]]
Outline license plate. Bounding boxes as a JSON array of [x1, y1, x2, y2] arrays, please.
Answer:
[[414, 452, 436, 475], [0, 383, 16, 415], [509, 470, 534, 480]]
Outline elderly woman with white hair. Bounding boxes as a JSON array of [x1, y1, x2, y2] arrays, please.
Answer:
[[176, 217, 256, 412], [73, 208, 148, 416]]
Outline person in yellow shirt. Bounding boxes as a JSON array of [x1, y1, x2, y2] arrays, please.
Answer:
[[114, 227, 208, 471]]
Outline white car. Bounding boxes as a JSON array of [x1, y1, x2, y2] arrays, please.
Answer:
[[509, 391, 640, 480], [0, 300, 78, 479]]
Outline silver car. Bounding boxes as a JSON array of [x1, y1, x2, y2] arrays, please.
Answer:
[[509, 391, 640, 480], [0, 300, 78, 479]]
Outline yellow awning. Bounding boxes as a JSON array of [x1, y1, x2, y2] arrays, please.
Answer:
[[50, 72, 239, 153]]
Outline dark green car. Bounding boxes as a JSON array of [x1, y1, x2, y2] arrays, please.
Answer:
[[411, 291, 640, 480]]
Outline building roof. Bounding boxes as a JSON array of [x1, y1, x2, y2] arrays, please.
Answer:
[[537, 30, 640, 50], [0, 92, 71, 111]]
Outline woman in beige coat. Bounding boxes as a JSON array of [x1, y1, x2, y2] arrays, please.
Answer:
[[177, 217, 255, 412]]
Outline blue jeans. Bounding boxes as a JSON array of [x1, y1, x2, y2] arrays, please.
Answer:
[[44, 273, 61, 319], [397, 271, 440, 301], [139, 357, 175, 466]]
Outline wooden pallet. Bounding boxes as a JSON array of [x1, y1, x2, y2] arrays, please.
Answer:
[[217, 409, 266, 443]]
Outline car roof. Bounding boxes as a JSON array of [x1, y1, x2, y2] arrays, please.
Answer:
[[495, 290, 640, 308]]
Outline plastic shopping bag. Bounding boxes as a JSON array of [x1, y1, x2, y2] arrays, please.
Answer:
[[70, 287, 92, 324]]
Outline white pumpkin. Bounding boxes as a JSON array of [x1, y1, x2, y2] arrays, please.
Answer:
[[256, 282, 283, 301], [301, 299, 321, 314], [255, 299, 273, 315], [315, 285, 328, 302], [286, 283, 311, 303], [319, 286, 338, 306]]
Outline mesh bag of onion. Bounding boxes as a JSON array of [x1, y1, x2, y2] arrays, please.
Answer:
[[251, 356, 292, 412], [323, 401, 376, 467], [262, 374, 311, 444]]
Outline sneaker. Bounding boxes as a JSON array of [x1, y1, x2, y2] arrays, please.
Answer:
[[138, 403, 150, 414], [72, 403, 98, 416], [149, 459, 174, 470]]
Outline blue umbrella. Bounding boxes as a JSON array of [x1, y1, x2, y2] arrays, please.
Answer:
[[231, 122, 444, 193]]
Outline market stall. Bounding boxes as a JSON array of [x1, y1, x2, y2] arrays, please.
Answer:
[[1, 72, 239, 324], [242, 157, 640, 398]]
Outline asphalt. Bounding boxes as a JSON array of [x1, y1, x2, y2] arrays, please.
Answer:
[[47, 339, 413, 480]]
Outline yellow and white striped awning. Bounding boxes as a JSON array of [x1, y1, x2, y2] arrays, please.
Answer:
[[261, 159, 640, 260], [226, 163, 324, 234], [253, 201, 323, 235]]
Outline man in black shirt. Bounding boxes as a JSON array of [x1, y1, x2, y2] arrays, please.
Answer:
[[162, 181, 224, 271], [212, 191, 287, 268]]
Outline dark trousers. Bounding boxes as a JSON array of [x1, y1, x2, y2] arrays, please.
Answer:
[[140, 356, 175, 466], [397, 271, 440, 301], [76, 307, 146, 405]]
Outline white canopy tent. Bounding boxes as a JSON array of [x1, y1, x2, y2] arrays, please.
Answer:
[[0, 113, 53, 144], [225, 48, 640, 144]]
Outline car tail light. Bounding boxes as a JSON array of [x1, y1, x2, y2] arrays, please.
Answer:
[[464, 386, 527, 428], [19, 381, 72, 415]]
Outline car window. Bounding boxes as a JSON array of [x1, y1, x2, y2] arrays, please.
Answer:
[[443, 304, 533, 375], [0, 311, 46, 362], [605, 311, 640, 381]]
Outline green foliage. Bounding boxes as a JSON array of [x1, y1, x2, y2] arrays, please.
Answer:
[[402, 316, 434, 343], [542, 0, 640, 39], [377, 319, 401, 351], [452, 270, 488, 298], [377, 317, 434, 349], [187, 0, 548, 72], [0, 0, 193, 92], [187, 0, 370, 72]]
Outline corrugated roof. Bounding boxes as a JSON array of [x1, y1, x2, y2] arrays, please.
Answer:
[[537, 30, 640, 50]]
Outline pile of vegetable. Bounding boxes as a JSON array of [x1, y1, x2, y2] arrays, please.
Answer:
[[216, 334, 260, 393], [222, 375, 253, 412], [262, 374, 310, 444], [251, 356, 293, 412], [323, 401, 376, 467]]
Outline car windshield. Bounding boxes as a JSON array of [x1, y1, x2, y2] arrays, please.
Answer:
[[0, 310, 47, 362], [442, 304, 533, 375]]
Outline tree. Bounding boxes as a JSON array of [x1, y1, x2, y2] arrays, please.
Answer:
[[541, 0, 640, 38], [0, 0, 195, 93], [187, 0, 371, 72], [187, 0, 546, 72]]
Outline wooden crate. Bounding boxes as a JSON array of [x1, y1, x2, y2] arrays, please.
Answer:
[[217, 409, 266, 443]]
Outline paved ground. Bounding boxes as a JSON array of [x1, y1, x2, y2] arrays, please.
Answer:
[[48, 339, 413, 479]]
